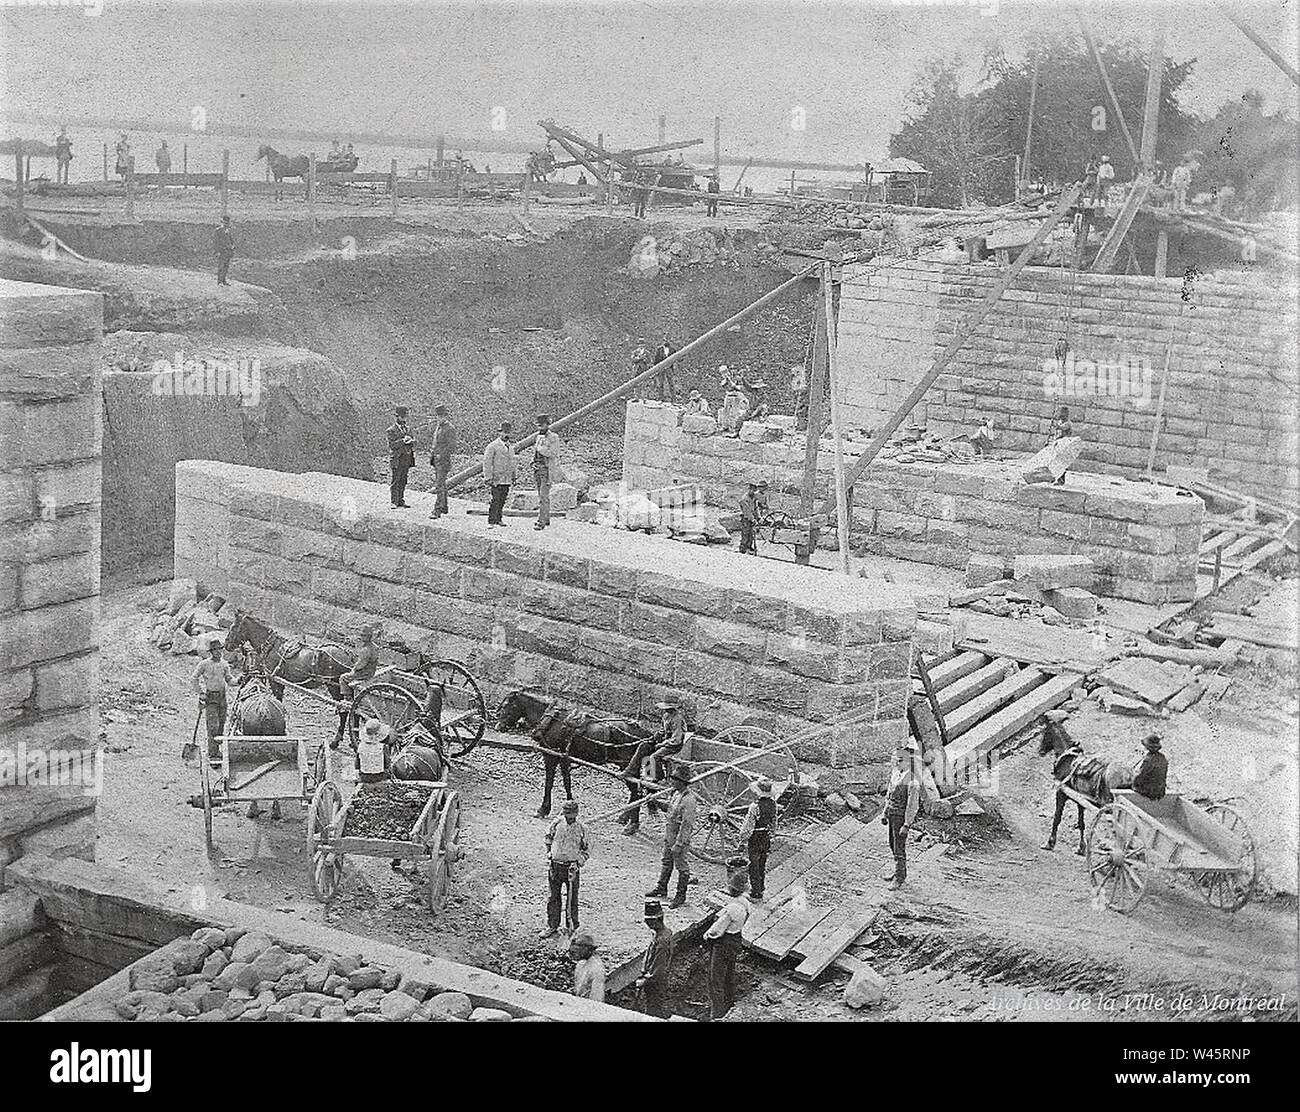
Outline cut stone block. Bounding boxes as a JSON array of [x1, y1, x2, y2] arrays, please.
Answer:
[[1019, 436, 1083, 484], [508, 490, 541, 511], [738, 422, 779, 443], [1012, 554, 1094, 590], [549, 484, 578, 512], [1043, 586, 1098, 621], [914, 619, 954, 657], [681, 414, 718, 435], [965, 553, 1006, 588]]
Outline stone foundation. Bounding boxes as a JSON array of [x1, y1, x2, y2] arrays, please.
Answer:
[[623, 401, 1203, 605], [175, 462, 918, 771], [0, 278, 105, 1019]]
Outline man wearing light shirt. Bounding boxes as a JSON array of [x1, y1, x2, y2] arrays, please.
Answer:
[[482, 421, 515, 526], [703, 871, 749, 1019], [645, 764, 696, 909], [191, 638, 234, 759], [542, 799, 590, 937], [532, 413, 561, 531]]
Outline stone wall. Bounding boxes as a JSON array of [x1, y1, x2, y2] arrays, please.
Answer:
[[835, 259, 1300, 499], [174, 461, 918, 774], [622, 401, 1204, 604], [0, 278, 104, 1018]]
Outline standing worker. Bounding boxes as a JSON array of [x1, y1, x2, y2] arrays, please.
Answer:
[[702, 869, 749, 1020], [645, 764, 696, 909], [214, 215, 235, 286], [705, 171, 720, 217], [428, 404, 457, 519], [1093, 153, 1114, 204], [155, 139, 172, 174], [482, 421, 516, 527], [635, 899, 674, 1017], [738, 483, 759, 555], [386, 404, 416, 508], [630, 338, 653, 401], [652, 336, 676, 403], [542, 799, 590, 938], [190, 637, 234, 760], [532, 413, 561, 531], [568, 932, 606, 1003], [737, 777, 776, 900], [54, 128, 72, 185], [881, 739, 921, 889]]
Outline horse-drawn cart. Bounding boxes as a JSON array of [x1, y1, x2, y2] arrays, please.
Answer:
[[198, 734, 326, 849], [306, 779, 463, 911], [1085, 789, 1258, 914]]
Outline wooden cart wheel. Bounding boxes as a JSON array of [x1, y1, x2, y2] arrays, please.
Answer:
[[709, 725, 800, 819], [199, 748, 214, 850], [419, 660, 487, 758], [687, 761, 760, 865], [1086, 805, 1148, 914], [306, 780, 345, 902], [427, 790, 461, 913], [1195, 804, 1258, 913], [347, 682, 423, 749], [439, 791, 462, 865], [427, 855, 450, 913]]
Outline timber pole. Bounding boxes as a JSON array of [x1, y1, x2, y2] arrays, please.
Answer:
[[1139, 16, 1165, 169], [445, 265, 820, 492], [1077, 11, 1141, 165], [796, 294, 829, 565], [823, 262, 852, 574], [1216, 3, 1300, 85], [714, 116, 721, 178], [818, 184, 1083, 517], [1021, 52, 1040, 188]]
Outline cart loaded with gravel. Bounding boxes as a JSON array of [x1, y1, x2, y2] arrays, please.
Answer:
[[307, 779, 462, 912]]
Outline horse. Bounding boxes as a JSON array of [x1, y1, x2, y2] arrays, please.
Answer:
[[226, 611, 354, 696], [497, 690, 654, 818], [255, 145, 310, 198], [1038, 715, 1133, 854]]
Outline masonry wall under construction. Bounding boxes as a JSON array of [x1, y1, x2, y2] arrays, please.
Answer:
[[174, 461, 918, 776]]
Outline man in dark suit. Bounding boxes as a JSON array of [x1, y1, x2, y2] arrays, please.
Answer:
[[706, 172, 720, 217], [386, 405, 415, 508], [429, 404, 458, 518], [1132, 734, 1168, 801]]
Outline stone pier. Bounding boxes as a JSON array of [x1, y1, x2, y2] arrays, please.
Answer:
[[174, 461, 918, 774]]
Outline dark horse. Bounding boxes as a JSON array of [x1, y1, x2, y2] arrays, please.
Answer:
[[256, 145, 310, 198], [225, 611, 354, 721], [1038, 714, 1133, 854], [497, 690, 654, 818]]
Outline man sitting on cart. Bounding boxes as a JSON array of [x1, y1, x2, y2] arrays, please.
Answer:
[[331, 625, 380, 749], [1132, 734, 1167, 801], [620, 698, 689, 837]]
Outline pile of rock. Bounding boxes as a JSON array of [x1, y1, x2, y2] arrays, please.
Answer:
[[115, 927, 546, 1022], [147, 578, 232, 655], [627, 228, 739, 276]]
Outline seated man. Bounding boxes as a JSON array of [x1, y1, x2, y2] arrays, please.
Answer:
[[332, 625, 379, 749], [1132, 734, 1168, 801], [620, 699, 689, 836]]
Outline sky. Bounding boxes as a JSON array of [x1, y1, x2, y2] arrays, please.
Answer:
[[0, 0, 1295, 165]]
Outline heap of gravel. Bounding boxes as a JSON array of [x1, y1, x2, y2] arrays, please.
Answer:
[[116, 927, 548, 1022], [342, 781, 434, 840]]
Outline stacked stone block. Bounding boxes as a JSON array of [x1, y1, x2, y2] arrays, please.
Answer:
[[622, 401, 1202, 604], [835, 258, 1300, 499], [176, 463, 918, 774], [0, 278, 104, 1018]]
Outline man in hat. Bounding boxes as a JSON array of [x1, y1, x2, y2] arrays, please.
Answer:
[[386, 405, 416, 508], [652, 336, 677, 403], [532, 413, 562, 530], [190, 637, 235, 761], [703, 869, 749, 1019], [482, 421, 515, 526], [568, 931, 606, 1002], [620, 698, 687, 835], [646, 763, 697, 909], [754, 480, 771, 522], [738, 483, 759, 555], [356, 717, 391, 784], [543, 799, 590, 937], [738, 777, 777, 900], [1132, 734, 1168, 801], [685, 390, 711, 416], [1092, 153, 1115, 204], [214, 215, 235, 286], [635, 899, 674, 1017], [705, 171, 720, 218], [333, 626, 379, 748], [429, 404, 457, 518], [54, 127, 73, 185], [1170, 157, 1193, 211], [630, 338, 653, 401], [881, 739, 921, 888]]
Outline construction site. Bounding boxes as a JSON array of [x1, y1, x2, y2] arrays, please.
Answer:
[[0, 0, 1297, 1040]]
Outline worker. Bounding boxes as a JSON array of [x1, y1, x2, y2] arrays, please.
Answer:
[[703, 869, 749, 1020], [543, 799, 590, 938], [214, 216, 235, 286], [1048, 405, 1073, 486], [645, 764, 696, 909], [54, 128, 72, 185], [620, 699, 688, 835], [635, 899, 674, 1017], [738, 483, 759, 556], [1132, 734, 1168, 801], [631, 338, 654, 400], [652, 336, 676, 403], [532, 413, 561, 531], [386, 404, 416, 508], [1170, 158, 1193, 211], [155, 139, 172, 174], [634, 172, 649, 218], [482, 421, 516, 527], [754, 480, 771, 522], [114, 133, 132, 178], [971, 416, 996, 457], [333, 626, 379, 749], [190, 637, 234, 760], [881, 739, 921, 889], [718, 365, 749, 435], [1093, 153, 1115, 204], [737, 777, 777, 900], [568, 931, 605, 1002], [685, 390, 711, 416], [428, 404, 457, 519], [706, 171, 720, 217], [356, 717, 390, 784]]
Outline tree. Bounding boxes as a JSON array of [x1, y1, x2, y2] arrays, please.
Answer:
[[1193, 91, 1300, 216], [890, 58, 1009, 208]]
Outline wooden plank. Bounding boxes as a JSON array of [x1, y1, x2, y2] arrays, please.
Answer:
[[751, 905, 837, 960], [1237, 539, 1286, 572], [1199, 531, 1238, 556], [926, 650, 989, 688], [945, 667, 1046, 739], [763, 814, 862, 894], [935, 658, 1018, 714], [1220, 534, 1264, 563], [740, 897, 792, 945], [1092, 173, 1153, 272], [792, 900, 883, 981], [913, 650, 950, 748], [945, 673, 1082, 767], [784, 903, 854, 961], [958, 611, 1111, 672], [1205, 615, 1297, 650]]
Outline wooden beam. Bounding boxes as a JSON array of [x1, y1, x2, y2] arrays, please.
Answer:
[[1216, 3, 1300, 85], [823, 262, 852, 574], [1145, 333, 1174, 478], [819, 182, 1082, 517], [1076, 10, 1141, 164], [1092, 173, 1152, 272], [1139, 16, 1165, 167], [935, 658, 1019, 715], [796, 288, 829, 566], [926, 650, 990, 688], [944, 672, 1082, 769], [944, 667, 1047, 740], [792, 899, 882, 981]]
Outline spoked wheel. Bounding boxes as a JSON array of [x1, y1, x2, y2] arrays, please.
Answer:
[[347, 682, 423, 749], [1195, 804, 1258, 913], [688, 762, 760, 865], [1086, 805, 1149, 913], [709, 725, 799, 819], [199, 749, 214, 850], [306, 780, 345, 902], [310, 743, 326, 793], [428, 790, 462, 912], [419, 661, 487, 758]]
